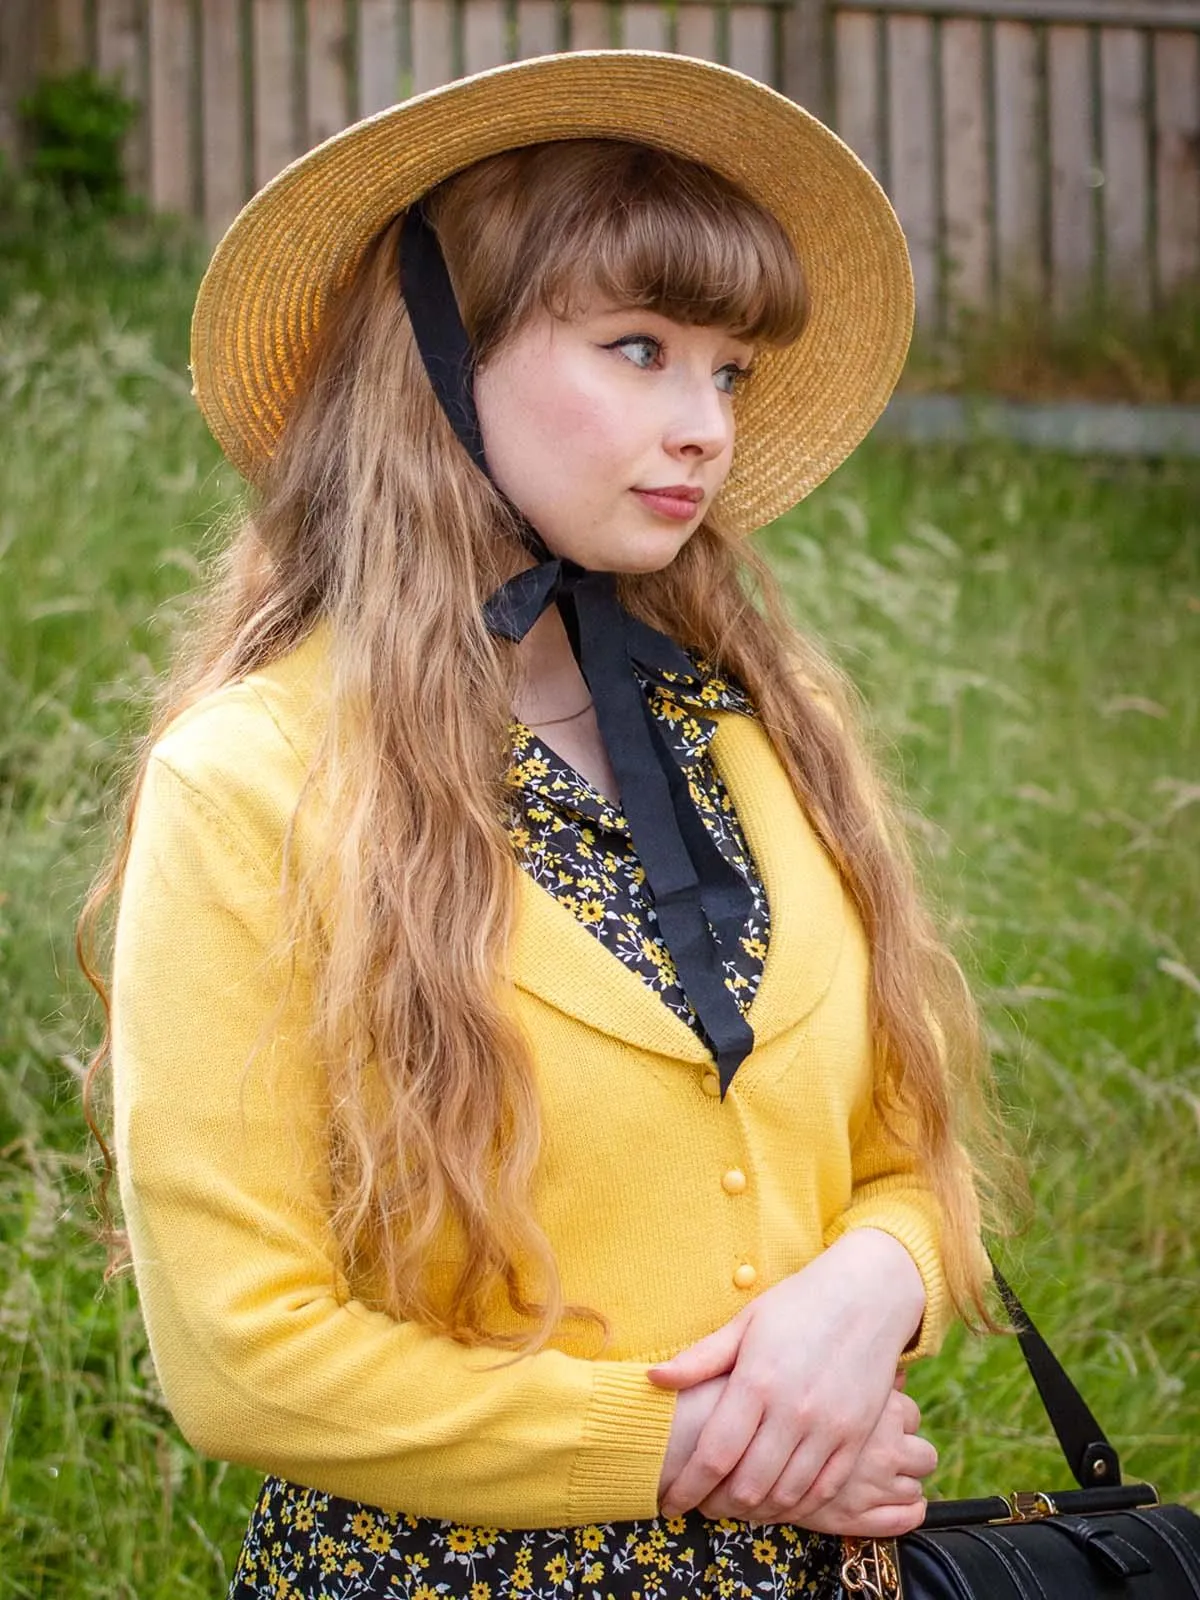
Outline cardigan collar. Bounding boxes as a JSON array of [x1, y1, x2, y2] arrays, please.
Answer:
[[507, 709, 848, 1065]]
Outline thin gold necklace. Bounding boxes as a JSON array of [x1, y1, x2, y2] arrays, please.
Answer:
[[526, 699, 594, 727]]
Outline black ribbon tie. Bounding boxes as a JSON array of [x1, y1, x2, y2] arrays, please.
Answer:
[[399, 202, 756, 1095]]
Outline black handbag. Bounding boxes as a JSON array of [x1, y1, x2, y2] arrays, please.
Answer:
[[841, 1267, 1200, 1598]]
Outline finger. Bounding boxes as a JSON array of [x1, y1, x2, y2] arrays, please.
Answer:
[[703, 1412, 810, 1520], [893, 1369, 907, 1392], [892, 1391, 921, 1434], [809, 1499, 927, 1540], [896, 1432, 938, 1479], [657, 1389, 763, 1516], [647, 1317, 747, 1390], [889, 1474, 926, 1505], [765, 1433, 849, 1518]]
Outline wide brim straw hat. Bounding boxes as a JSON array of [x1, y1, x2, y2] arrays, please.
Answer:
[[191, 50, 913, 535]]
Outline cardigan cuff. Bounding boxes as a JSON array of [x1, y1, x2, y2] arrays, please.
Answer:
[[567, 1364, 679, 1524]]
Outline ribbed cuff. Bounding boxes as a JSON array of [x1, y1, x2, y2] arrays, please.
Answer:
[[567, 1364, 679, 1524], [824, 1205, 950, 1361]]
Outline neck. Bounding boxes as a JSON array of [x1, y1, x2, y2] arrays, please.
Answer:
[[512, 605, 591, 725]]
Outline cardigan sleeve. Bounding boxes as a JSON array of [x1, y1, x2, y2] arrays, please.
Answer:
[[112, 746, 678, 1528]]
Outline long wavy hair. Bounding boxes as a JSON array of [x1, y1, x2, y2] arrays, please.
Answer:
[[82, 140, 1013, 1361]]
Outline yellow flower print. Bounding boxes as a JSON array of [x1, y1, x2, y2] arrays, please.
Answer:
[[752, 1538, 778, 1564], [528, 804, 552, 822], [630, 864, 646, 886], [577, 875, 601, 893], [447, 1527, 477, 1553], [583, 1562, 604, 1583], [367, 1524, 393, 1554], [349, 1510, 375, 1540], [665, 1515, 687, 1535], [641, 937, 667, 967], [579, 899, 604, 924], [525, 756, 550, 778], [545, 1552, 569, 1583], [649, 1527, 667, 1548], [581, 1525, 605, 1550], [661, 700, 685, 723], [634, 1540, 656, 1563], [292, 1504, 314, 1531], [344, 1561, 363, 1578], [510, 1570, 531, 1592], [471, 1583, 491, 1600], [406, 1551, 430, 1570], [317, 1535, 336, 1558], [509, 826, 531, 851], [412, 1586, 439, 1600], [742, 936, 768, 961], [700, 681, 722, 703]]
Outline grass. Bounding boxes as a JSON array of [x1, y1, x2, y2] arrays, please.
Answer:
[[1, 196, 1197, 1597]]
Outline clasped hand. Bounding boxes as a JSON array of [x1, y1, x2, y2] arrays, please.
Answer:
[[647, 1231, 937, 1537]]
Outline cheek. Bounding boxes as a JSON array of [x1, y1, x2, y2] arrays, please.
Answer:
[[480, 352, 633, 502]]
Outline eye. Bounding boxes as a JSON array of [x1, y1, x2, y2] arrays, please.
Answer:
[[607, 335, 662, 370], [715, 362, 753, 397]]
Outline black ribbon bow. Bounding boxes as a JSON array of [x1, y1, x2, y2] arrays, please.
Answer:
[[399, 202, 755, 1095]]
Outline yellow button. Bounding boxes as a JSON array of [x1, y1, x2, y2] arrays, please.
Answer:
[[701, 1073, 721, 1097], [733, 1263, 758, 1289], [721, 1168, 747, 1195]]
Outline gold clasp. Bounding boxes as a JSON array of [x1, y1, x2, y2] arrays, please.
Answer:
[[1005, 1491, 1057, 1523], [841, 1537, 903, 1600]]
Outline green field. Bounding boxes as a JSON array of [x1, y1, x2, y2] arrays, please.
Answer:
[[1, 199, 1197, 1597]]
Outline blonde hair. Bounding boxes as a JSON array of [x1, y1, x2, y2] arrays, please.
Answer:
[[82, 139, 1012, 1360]]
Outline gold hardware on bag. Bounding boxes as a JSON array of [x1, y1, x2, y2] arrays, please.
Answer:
[[841, 1537, 903, 1599], [1004, 1490, 1058, 1522]]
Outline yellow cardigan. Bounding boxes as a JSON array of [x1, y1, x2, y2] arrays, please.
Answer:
[[112, 626, 952, 1530]]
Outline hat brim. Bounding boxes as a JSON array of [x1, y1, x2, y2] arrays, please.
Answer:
[[190, 50, 913, 534]]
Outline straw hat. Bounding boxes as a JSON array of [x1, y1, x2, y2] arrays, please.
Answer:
[[190, 50, 913, 534]]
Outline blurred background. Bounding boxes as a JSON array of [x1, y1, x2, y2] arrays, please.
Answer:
[[0, 3, 1197, 1596]]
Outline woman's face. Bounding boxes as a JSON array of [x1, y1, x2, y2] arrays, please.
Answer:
[[474, 296, 754, 572]]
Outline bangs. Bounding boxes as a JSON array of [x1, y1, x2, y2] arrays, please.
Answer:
[[437, 140, 807, 351], [529, 143, 806, 346]]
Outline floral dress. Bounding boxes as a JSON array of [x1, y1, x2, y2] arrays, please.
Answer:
[[228, 654, 843, 1600]]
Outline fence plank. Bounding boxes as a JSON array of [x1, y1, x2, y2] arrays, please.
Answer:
[[0, 0, 38, 165], [623, 3, 671, 50], [941, 17, 991, 309], [676, 4, 718, 59], [783, 0, 830, 115], [729, 4, 775, 83], [358, 0, 401, 113], [1153, 29, 1200, 293], [307, 0, 350, 145], [1099, 28, 1149, 306], [411, 0, 455, 91], [993, 19, 1043, 301], [463, 0, 508, 73], [201, 0, 247, 236], [44, 0, 90, 70], [835, 11, 882, 176], [515, 0, 560, 58], [148, 0, 193, 212], [252, 0, 298, 188], [1047, 23, 1097, 309], [887, 13, 939, 326], [97, 0, 147, 194], [569, 2, 613, 49]]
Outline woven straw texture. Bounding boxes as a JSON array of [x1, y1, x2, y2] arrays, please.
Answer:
[[190, 50, 914, 535]]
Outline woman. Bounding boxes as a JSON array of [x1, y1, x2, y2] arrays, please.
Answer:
[[86, 51, 1004, 1600]]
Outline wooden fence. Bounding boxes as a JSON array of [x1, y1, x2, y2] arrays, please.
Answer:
[[3, 0, 1199, 332]]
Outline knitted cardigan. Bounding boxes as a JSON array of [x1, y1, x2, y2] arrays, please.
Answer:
[[112, 626, 953, 1531]]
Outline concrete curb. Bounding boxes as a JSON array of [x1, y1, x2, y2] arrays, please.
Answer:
[[877, 395, 1200, 459]]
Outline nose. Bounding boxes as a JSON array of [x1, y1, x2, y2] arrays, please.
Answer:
[[662, 369, 734, 464]]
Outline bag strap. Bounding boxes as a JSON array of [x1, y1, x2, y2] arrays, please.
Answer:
[[989, 1255, 1123, 1489]]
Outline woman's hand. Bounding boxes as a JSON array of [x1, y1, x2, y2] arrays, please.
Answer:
[[696, 1378, 936, 1537], [648, 1230, 926, 1522], [656, 1376, 728, 1502]]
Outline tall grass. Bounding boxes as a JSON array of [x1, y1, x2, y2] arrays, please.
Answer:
[[1, 201, 1197, 1597]]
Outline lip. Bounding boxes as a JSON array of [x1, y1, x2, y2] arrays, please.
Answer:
[[633, 486, 705, 522]]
